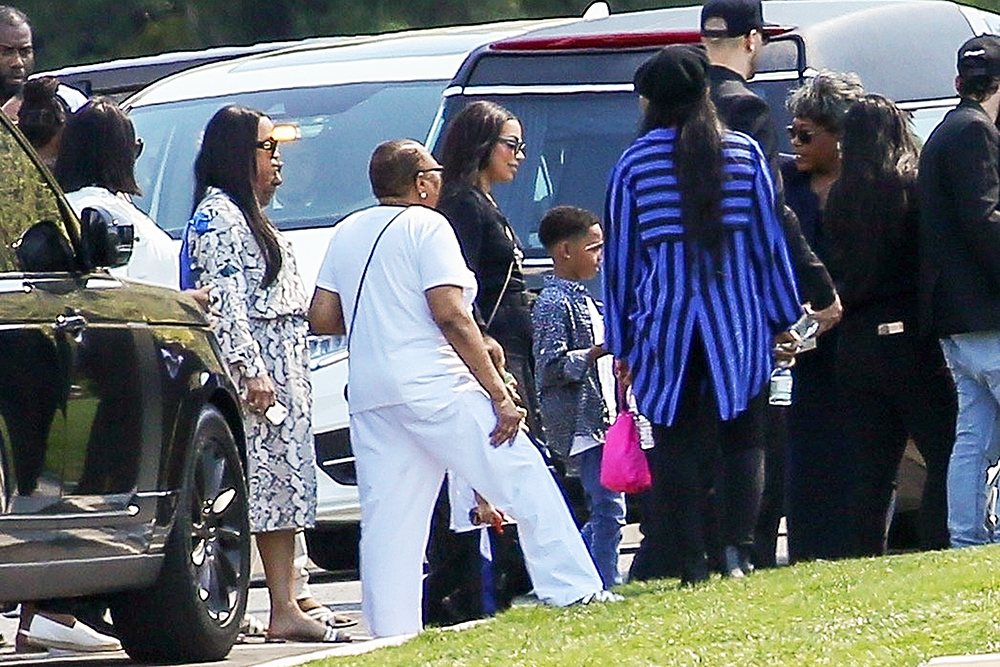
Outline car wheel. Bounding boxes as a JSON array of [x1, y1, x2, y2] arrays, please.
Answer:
[[111, 405, 250, 663], [304, 524, 360, 571]]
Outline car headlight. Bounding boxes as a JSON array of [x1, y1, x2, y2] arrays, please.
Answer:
[[308, 334, 348, 370]]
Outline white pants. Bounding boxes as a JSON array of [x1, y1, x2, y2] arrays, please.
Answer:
[[352, 391, 602, 637]]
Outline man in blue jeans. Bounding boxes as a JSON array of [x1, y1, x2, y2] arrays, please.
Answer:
[[918, 34, 1000, 547]]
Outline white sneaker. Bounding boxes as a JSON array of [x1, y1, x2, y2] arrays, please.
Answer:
[[18, 612, 121, 653], [577, 590, 624, 605]]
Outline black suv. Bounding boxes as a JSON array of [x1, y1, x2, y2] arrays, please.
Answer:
[[0, 111, 250, 662]]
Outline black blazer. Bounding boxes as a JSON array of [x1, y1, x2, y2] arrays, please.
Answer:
[[708, 64, 836, 310], [918, 99, 1000, 336]]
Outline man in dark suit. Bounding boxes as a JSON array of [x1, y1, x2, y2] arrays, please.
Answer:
[[918, 34, 1000, 548], [701, 0, 842, 571]]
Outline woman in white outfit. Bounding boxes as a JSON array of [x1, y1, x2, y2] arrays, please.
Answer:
[[54, 97, 177, 288], [308, 139, 609, 638]]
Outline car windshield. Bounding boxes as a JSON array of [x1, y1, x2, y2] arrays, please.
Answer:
[[130, 80, 447, 238]]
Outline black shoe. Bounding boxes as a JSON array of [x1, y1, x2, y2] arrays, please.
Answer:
[[680, 557, 710, 587]]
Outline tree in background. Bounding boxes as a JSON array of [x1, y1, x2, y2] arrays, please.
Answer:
[[22, 0, 672, 69], [19, 0, 1000, 71]]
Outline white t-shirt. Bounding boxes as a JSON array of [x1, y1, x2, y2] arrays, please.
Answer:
[[66, 186, 179, 289], [315, 205, 480, 415]]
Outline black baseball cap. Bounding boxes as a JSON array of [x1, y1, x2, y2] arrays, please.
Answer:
[[700, 0, 772, 38], [957, 35, 1000, 78]]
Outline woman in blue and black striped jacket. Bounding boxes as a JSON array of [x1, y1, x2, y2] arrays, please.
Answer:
[[604, 45, 801, 585]]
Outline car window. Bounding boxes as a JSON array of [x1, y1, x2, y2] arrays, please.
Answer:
[[0, 120, 71, 272], [909, 106, 951, 145], [130, 80, 447, 238]]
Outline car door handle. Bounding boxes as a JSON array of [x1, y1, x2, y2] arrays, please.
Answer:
[[54, 313, 88, 333]]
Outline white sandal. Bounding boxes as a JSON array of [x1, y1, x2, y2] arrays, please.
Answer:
[[303, 605, 358, 629]]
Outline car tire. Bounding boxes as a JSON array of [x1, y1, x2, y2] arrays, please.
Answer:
[[304, 524, 360, 571], [111, 405, 250, 663]]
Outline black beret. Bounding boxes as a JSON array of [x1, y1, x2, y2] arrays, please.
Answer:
[[634, 45, 709, 108]]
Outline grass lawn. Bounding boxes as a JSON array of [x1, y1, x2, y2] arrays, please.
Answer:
[[325, 545, 1000, 667]]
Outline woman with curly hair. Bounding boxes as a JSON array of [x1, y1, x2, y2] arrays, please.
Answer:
[[781, 70, 865, 562]]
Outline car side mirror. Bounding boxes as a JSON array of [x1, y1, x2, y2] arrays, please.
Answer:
[[78, 205, 134, 271], [13, 220, 75, 272]]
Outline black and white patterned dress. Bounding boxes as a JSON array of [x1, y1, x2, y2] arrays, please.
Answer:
[[186, 187, 316, 532]]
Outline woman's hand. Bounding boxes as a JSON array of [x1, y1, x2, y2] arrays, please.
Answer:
[[184, 285, 213, 311], [772, 330, 799, 366], [805, 293, 843, 335], [489, 395, 522, 447], [245, 374, 277, 415]]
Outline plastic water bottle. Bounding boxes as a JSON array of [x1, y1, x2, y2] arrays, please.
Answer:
[[769, 364, 793, 406], [769, 314, 820, 406]]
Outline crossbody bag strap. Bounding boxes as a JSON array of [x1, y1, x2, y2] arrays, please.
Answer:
[[484, 259, 514, 330], [347, 207, 408, 349]]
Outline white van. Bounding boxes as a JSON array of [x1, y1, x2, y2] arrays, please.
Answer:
[[122, 18, 578, 568]]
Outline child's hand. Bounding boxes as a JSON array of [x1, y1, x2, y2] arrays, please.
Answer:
[[614, 358, 633, 390], [587, 345, 608, 364], [470, 496, 507, 533]]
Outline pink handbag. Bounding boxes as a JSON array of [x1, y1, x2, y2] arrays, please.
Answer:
[[600, 398, 652, 494]]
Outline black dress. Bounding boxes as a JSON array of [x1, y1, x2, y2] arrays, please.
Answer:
[[437, 185, 541, 436], [781, 159, 853, 562]]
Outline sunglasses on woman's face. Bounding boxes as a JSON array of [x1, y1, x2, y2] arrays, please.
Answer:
[[255, 124, 299, 156], [497, 136, 526, 155], [255, 138, 279, 155], [786, 125, 815, 145]]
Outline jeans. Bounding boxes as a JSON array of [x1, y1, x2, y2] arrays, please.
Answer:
[[575, 445, 626, 588], [939, 332, 1000, 547]]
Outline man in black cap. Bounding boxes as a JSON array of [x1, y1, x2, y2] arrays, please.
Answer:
[[918, 34, 1000, 549], [699, 0, 840, 573], [701, 0, 836, 318]]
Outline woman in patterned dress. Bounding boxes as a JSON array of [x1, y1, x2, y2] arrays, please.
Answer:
[[184, 105, 339, 643]]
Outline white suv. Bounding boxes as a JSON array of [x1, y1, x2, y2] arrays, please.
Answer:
[[122, 17, 577, 568]]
